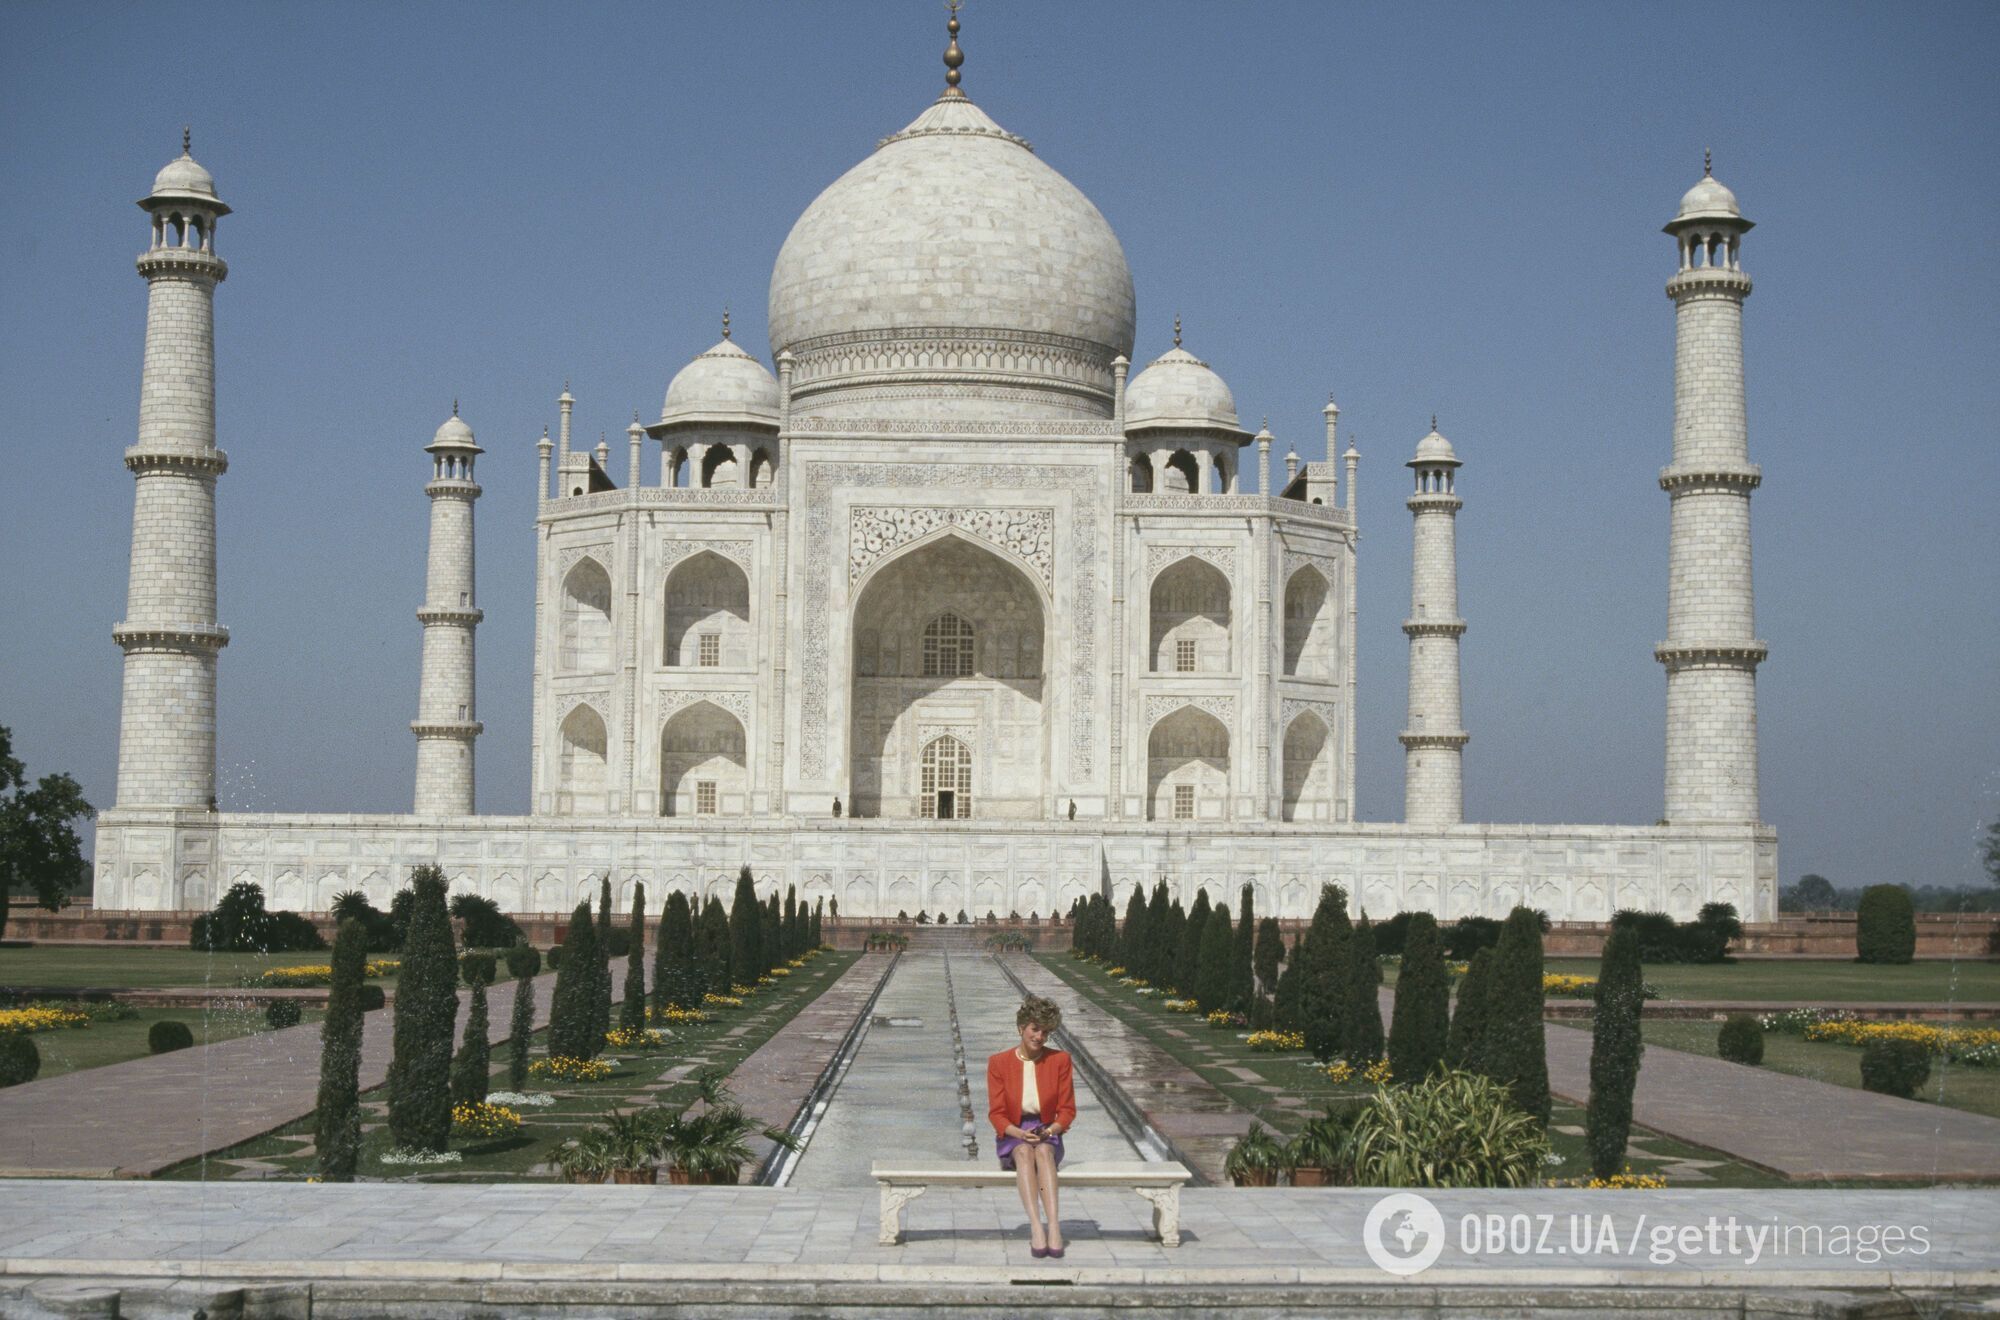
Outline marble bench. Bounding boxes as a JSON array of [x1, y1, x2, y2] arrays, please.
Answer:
[[871, 1160, 1192, 1246]]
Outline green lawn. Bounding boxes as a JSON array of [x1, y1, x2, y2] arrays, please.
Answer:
[[21, 1005, 320, 1080], [1544, 958, 2000, 1004], [1638, 1020, 2000, 1122], [0, 947, 356, 990], [160, 949, 862, 1182], [1037, 953, 1794, 1189]]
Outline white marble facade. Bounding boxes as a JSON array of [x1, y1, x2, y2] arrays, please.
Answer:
[[95, 70, 1779, 921]]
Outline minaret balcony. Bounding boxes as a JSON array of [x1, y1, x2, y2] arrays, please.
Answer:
[[1659, 464, 1760, 494], [1404, 491, 1462, 514], [1401, 618, 1466, 638], [136, 248, 227, 281], [410, 719, 484, 738], [125, 446, 228, 475], [415, 606, 483, 626], [1653, 640, 1768, 671], [1398, 730, 1468, 749], [112, 623, 229, 654], [1665, 267, 1752, 300]]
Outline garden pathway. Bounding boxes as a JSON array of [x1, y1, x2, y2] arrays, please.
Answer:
[[0, 972, 556, 1178]]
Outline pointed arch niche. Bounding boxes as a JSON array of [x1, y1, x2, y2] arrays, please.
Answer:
[[664, 551, 751, 669], [1281, 710, 1332, 822], [1283, 565, 1334, 678], [559, 558, 613, 673], [660, 700, 747, 817], [1149, 556, 1231, 672], [1147, 705, 1229, 821], [556, 704, 608, 814], [848, 533, 1048, 820]]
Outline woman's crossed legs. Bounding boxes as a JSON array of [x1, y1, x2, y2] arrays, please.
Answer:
[[1011, 1140, 1064, 1253]]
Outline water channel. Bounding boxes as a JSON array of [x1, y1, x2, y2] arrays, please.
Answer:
[[784, 948, 1141, 1188]]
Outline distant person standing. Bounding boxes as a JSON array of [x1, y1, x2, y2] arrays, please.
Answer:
[[987, 995, 1077, 1257]]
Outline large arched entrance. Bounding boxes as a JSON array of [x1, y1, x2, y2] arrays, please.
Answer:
[[848, 534, 1048, 819], [660, 700, 747, 816]]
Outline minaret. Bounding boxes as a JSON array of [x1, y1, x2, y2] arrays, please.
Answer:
[[1400, 420, 1467, 826], [114, 132, 231, 811], [1658, 156, 1764, 824], [412, 406, 484, 815]]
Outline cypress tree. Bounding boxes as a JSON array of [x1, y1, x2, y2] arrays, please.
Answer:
[[549, 900, 597, 1060], [1387, 911, 1450, 1083], [700, 894, 732, 995], [1177, 889, 1211, 995], [1301, 884, 1352, 1063], [1230, 884, 1257, 1013], [1480, 907, 1551, 1125], [1340, 915, 1384, 1064], [784, 885, 799, 961], [653, 891, 695, 1011], [1274, 929, 1307, 1031], [1586, 924, 1646, 1178], [1254, 916, 1283, 1002], [314, 917, 368, 1181], [450, 969, 492, 1106], [730, 867, 761, 989], [1143, 882, 1171, 984], [1446, 947, 1493, 1072], [387, 864, 458, 1152], [591, 877, 614, 1052], [1118, 886, 1147, 972], [812, 897, 824, 949], [1194, 901, 1233, 1013], [619, 882, 647, 1033], [507, 963, 535, 1090], [762, 892, 781, 978]]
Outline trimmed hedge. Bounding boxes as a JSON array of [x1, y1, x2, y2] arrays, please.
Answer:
[[358, 984, 386, 1012], [0, 1033, 40, 1086], [149, 1020, 194, 1054], [1717, 1013, 1763, 1065], [1859, 1037, 1930, 1099], [264, 999, 303, 1029], [1855, 886, 1916, 965], [459, 952, 497, 987], [503, 945, 543, 979]]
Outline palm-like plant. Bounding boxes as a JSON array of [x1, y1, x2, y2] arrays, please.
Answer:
[[1284, 1106, 1358, 1186], [658, 1068, 800, 1184], [1223, 1122, 1286, 1187], [553, 1128, 616, 1184], [1343, 1069, 1550, 1188]]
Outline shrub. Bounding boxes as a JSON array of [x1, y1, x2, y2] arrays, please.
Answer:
[[547, 945, 563, 971], [1230, 884, 1257, 1015], [315, 917, 369, 1181], [330, 890, 399, 953], [1372, 911, 1413, 959], [459, 952, 497, 987], [1344, 1069, 1551, 1188], [502, 945, 542, 979], [619, 882, 648, 1035], [450, 979, 491, 1106], [1223, 1122, 1286, 1186], [730, 867, 763, 992], [0, 1033, 40, 1086], [1480, 908, 1550, 1126], [264, 999, 303, 1029], [387, 864, 459, 1153], [1855, 885, 1916, 965], [507, 966, 536, 1091], [1193, 901, 1232, 1015], [592, 879, 616, 1049], [358, 984, 386, 1012], [1340, 917, 1384, 1065], [548, 902, 597, 1062], [1859, 1037, 1930, 1099], [1302, 885, 1352, 1064], [1610, 908, 1731, 964], [698, 896, 733, 998], [1585, 925, 1646, 1180], [1443, 915, 1503, 961], [1717, 1014, 1764, 1065], [189, 881, 325, 953], [1387, 912, 1450, 1083], [149, 1020, 194, 1054], [602, 926, 632, 959], [449, 893, 524, 950]]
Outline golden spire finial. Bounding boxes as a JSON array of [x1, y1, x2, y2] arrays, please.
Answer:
[[942, 0, 966, 98], [722, 307, 731, 340], [1172, 315, 1182, 349]]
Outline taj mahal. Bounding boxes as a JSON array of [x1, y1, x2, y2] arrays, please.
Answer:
[[91, 21, 1777, 924]]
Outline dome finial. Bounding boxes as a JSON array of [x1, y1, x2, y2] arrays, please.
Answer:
[[722, 307, 732, 340], [1431, 413, 1437, 431], [1173, 315, 1182, 349], [942, 0, 966, 97], [1704, 147, 1712, 177], [453, 397, 460, 417], [182, 125, 191, 155]]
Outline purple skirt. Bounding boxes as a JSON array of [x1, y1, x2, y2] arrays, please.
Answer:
[[996, 1123, 1065, 1171]]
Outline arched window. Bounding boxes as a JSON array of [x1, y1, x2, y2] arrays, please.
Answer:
[[1149, 556, 1232, 672], [1129, 455, 1153, 493], [1283, 566, 1332, 677], [664, 552, 751, 668], [1281, 710, 1331, 822], [559, 559, 613, 672], [922, 612, 976, 678], [920, 736, 972, 819], [1164, 450, 1199, 494], [701, 446, 738, 488], [557, 704, 608, 813]]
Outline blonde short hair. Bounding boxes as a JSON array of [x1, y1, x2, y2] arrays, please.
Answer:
[[1016, 995, 1063, 1033]]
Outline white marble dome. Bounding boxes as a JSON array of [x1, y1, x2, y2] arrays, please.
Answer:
[[767, 93, 1136, 419], [1411, 427, 1458, 466], [658, 336, 780, 431], [428, 411, 479, 452], [1672, 174, 1744, 225], [146, 150, 226, 210], [1124, 346, 1245, 435]]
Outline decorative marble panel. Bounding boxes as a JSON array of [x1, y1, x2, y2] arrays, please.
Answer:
[[661, 539, 754, 574], [1144, 694, 1236, 727], [849, 507, 1054, 593], [1145, 544, 1237, 581]]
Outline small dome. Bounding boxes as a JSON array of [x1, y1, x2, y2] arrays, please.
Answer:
[[658, 337, 780, 431], [1670, 172, 1747, 230], [1410, 427, 1458, 466], [427, 411, 480, 452], [143, 145, 228, 214], [1124, 347, 1245, 435]]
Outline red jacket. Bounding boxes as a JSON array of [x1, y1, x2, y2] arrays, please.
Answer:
[[986, 1047, 1077, 1137]]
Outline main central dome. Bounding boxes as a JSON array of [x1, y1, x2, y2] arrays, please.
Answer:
[[768, 93, 1136, 421]]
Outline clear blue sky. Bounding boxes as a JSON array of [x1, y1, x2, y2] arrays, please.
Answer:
[[2, 2, 1994, 890]]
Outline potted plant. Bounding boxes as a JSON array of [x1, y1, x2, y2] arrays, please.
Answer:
[[1285, 1107, 1355, 1187], [659, 1070, 801, 1185], [1224, 1122, 1286, 1187], [601, 1107, 665, 1185], [552, 1129, 614, 1185]]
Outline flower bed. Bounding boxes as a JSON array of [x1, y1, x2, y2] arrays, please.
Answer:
[[245, 960, 397, 988], [0, 1005, 91, 1034], [1246, 1029, 1305, 1052], [1325, 1057, 1393, 1085], [1549, 1168, 1667, 1189], [604, 1026, 669, 1050], [380, 1147, 463, 1167], [1205, 1009, 1248, 1029], [1162, 998, 1199, 1013], [1800, 1018, 2000, 1064], [485, 1090, 555, 1108], [1543, 973, 1597, 999], [529, 1056, 614, 1083], [655, 1006, 710, 1025], [451, 1101, 523, 1139]]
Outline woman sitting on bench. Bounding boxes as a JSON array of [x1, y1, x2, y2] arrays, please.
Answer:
[[987, 995, 1078, 1258]]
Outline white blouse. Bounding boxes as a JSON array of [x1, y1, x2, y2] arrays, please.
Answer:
[[1019, 1050, 1041, 1116]]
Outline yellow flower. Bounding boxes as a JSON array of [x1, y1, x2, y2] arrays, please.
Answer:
[[451, 1101, 523, 1138], [1325, 1060, 1355, 1084], [654, 1005, 711, 1024], [603, 1026, 667, 1049], [1246, 1030, 1306, 1052], [528, 1056, 614, 1082], [1162, 998, 1199, 1013], [1363, 1057, 1394, 1085], [0, 1006, 91, 1034]]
